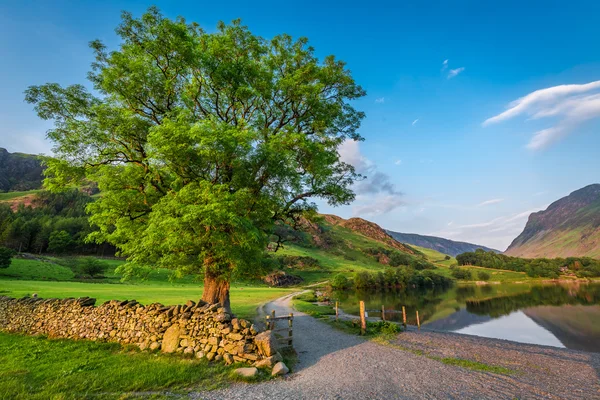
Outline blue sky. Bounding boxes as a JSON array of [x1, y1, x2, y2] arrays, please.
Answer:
[[1, 0, 600, 250]]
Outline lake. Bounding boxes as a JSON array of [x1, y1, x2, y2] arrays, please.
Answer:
[[332, 282, 600, 353]]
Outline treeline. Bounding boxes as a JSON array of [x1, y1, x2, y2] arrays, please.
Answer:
[[0, 190, 115, 256], [364, 247, 435, 269], [456, 249, 600, 278], [331, 268, 454, 291]]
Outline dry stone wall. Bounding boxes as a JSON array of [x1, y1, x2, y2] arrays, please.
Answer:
[[0, 295, 279, 366]]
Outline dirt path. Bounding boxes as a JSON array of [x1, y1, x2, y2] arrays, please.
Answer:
[[194, 293, 600, 400]]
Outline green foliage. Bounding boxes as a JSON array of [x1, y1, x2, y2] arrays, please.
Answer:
[[47, 230, 72, 254], [433, 357, 514, 375], [330, 273, 350, 289], [78, 257, 106, 277], [0, 190, 110, 256], [451, 267, 473, 280], [25, 7, 366, 296], [0, 247, 14, 269], [477, 271, 491, 281], [352, 268, 453, 290], [368, 320, 401, 335], [457, 249, 600, 278]]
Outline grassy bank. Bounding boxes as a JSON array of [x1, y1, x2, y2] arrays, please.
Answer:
[[0, 332, 235, 400]]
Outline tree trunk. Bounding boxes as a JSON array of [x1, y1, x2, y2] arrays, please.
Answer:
[[202, 272, 231, 312]]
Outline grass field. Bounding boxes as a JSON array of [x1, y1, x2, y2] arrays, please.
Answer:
[[0, 280, 293, 320], [0, 332, 238, 400]]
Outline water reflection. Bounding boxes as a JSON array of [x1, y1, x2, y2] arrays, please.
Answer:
[[332, 283, 600, 352]]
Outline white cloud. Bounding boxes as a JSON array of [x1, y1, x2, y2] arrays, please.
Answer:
[[442, 59, 449, 71], [483, 80, 600, 150], [477, 198, 504, 207], [353, 195, 405, 217], [430, 206, 547, 250], [447, 221, 454, 226], [412, 118, 419, 126], [447, 67, 465, 79], [338, 139, 402, 200], [394, 159, 402, 165], [375, 97, 385, 104]]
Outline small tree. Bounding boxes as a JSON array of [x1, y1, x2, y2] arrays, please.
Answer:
[[26, 8, 365, 310], [0, 247, 15, 269], [47, 231, 72, 254], [79, 257, 105, 277]]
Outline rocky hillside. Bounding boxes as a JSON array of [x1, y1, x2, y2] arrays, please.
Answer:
[[321, 215, 417, 254], [505, 184, 600, 258], [0, 148, 44, 192], [385, 230, 499, 257]]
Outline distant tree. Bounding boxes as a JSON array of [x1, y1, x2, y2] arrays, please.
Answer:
[[451, 268, 473, 280], [0, 246, 15, 269], [26, 7, 365, 310], [79, 257, 105, 277], [444, 255, 451, 261], [47, 230, 72, 254]]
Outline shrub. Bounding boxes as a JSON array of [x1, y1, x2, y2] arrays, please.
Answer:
[[79, 257, 105, 277], [0, 247, 15, 269], [369, 320, 401, 335], [451, 268, 473, 280], [330, 273, 350, 290], [477, 271, 491, 281]]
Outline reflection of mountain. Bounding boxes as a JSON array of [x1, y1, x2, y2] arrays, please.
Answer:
[[424, 308, 492, 331], [524, 306, 600, 353], [456, 311, 566, 348]]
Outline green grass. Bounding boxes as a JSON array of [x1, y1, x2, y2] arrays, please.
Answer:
[[0, 332, 235, 400], [0, 279, 293, 320], [432, 356, 515, 375], [0, 258, 76, 280], [0, 190, 41, 201]]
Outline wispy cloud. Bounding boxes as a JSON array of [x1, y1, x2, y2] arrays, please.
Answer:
[[375, 97, 385, 104], [447, 67, 465, 79], [430, 206, 547, 250], [477, 198, 504, 207], [412, 118, 419, 126], [394, 159, 402, 165], [483, 80, 600, 150], [441, 59, 449, 71]]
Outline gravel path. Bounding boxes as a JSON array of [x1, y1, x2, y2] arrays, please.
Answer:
[[194, 293, 600, 399]]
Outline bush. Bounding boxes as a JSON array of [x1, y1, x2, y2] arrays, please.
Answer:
[[0, 247, 15, 269], [79, 257, 105, 277], [477, 271, 491, 281], [330, 273, 350, 290], [451, 268, 473, 280], [368, 320, 401, 335]]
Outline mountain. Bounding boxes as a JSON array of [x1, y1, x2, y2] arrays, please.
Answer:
[[385, 230, 499, 257], [505, 184, 600, 258], [0, 148, 44, 192]]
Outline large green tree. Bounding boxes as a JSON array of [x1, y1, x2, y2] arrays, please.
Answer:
[[26, 7, 365, 310]]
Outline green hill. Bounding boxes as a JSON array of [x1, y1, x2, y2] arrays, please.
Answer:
[[506, 184, 600, 259], [0, 148, 44, 192]]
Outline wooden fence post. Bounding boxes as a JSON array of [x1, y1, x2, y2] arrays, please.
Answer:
[[335, 301, 339, 322], [402, 306, 407, 328], [359, 301, 367, 335], [270, 309, 276, 330], [288, 313, 294, 346], [381, 305, 386, 321], [416, 310, 420, 330]]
